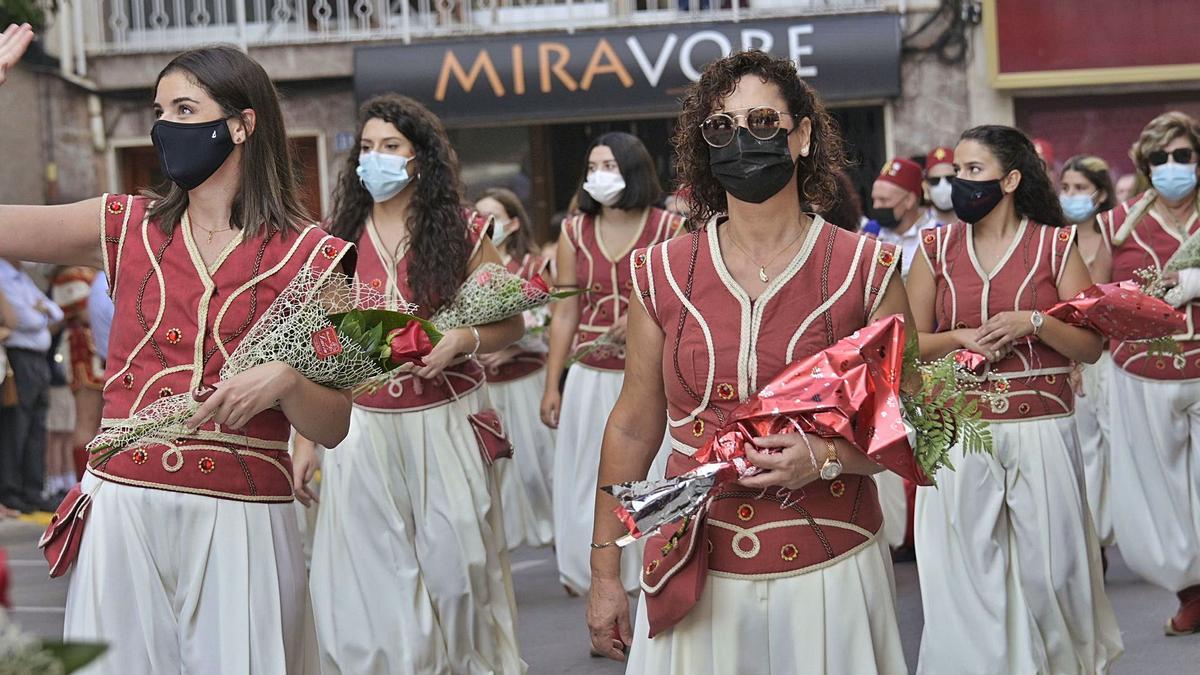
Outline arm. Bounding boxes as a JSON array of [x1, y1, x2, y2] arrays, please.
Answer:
[[587, 294, 666, 660], [906, 248, 995, 360], [0, 285, 16, 329], [0, 199, 105, 268], [540, 229, 581, 427], [977, 246, 1103, 365]]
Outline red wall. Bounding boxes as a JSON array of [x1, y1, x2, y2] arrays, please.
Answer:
[[1015, 91, 1200, 177], [996, 0, 1200, 73]]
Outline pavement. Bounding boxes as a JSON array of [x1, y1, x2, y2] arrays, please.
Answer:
[[2, 517, 1195, 673]]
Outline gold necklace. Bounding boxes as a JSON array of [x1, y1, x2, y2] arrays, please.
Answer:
[[724, 222, 809, 283], [188, 213, 234, 244]]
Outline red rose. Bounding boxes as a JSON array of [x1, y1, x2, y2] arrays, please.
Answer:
[[523, 275, 550, 300], [386, 323, 433, 366]]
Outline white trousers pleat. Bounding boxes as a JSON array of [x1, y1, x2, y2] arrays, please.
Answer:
[[491, 371, 556, 549], [553, 366, 670, 595], [64, 473, 318, 675], [1075, 354, 1114, 546], [626, 538, 907, 675], [875, 470, 909, 548], [915, 417, 1122, 675], [1108, 367, 1200, 592], [310, 393, 524, 675]]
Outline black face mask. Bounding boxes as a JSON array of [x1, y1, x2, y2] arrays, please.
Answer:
[[869, 206, 900, 230], [709, 127, 796, 204], [951, 177, 1005, 224], [151, 118, 236, 191]]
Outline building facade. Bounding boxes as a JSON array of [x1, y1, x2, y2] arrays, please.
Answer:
[[2, 0, 1196, 236]]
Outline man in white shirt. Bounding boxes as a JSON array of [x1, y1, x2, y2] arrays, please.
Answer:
[[0, 257, 63, 512], [863, 157, 934, 279]]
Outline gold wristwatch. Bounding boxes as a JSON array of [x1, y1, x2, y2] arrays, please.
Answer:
[[819, 438, 843, 481]]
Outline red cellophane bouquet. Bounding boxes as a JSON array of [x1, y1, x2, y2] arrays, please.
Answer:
[[603, 314, 993, 547], [1048, 281, 1186, 345]]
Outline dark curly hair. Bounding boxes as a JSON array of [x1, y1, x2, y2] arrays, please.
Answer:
[[674, 50, 846, 226], [328, 94, 471, 312], [959, 125, 1067, 228]]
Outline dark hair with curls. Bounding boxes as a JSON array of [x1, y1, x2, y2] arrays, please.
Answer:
[[1061, 155, 1117, 214], [674, 50, 846, 226], [959, 125, 1067, 228], [479, 187, 538, 259], [815, 169, 863, 232], [147, 45, 310, 237], [576, 132, 663, 215], [328, 94, 471, 312]]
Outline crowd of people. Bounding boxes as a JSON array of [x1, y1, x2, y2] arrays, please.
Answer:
[[0, 20, 1199, 675]]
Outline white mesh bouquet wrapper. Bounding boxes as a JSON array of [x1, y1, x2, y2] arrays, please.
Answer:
[[89, 268, 403, 456], [429, 262, 562, 330]]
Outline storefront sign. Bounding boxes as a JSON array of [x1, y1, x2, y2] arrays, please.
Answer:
[[354, 13, 901, 125]]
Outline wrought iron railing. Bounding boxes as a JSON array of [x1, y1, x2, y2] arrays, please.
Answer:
[[71, 0, 883, 55]]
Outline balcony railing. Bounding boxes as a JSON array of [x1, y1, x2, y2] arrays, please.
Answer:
[[72, 0, 883, 55]]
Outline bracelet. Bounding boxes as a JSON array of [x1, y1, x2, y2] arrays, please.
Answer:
[[467, 326, 481, 359]]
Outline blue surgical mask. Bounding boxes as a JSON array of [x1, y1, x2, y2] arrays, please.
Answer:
[[1151, 162, 1198, 202], [356, 151, 412, 202], [1059, 193, 1097, 224]]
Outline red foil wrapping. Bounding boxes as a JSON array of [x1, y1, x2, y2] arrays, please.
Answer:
[[692, 313, 927, 484], [605, 314, 930, 549], [1047, 281, 1186, 341]]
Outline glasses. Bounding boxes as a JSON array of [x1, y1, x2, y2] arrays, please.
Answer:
[[700, 106, 799, 148], [925, 176, 950, 187], [1148, 148, 1196, 166]]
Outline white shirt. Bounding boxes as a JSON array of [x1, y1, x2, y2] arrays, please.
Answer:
[[873, 211, 934, 279], [0, 258, 63, 352]]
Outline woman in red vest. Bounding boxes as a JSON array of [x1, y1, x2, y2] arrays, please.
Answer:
[[1059, 155, 1118, 559], [906, 125, 1121, 673], [304, 94, 525, 674], [475, 188, 557, 550], [541, 132, 684, 597], [0, 33, 354, 673], [1092, 111, 1200, 635], [587, 50, 913, 673]]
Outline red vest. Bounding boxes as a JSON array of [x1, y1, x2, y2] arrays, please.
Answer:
[[633, 217, 896, 584], [563, 208, 684, 371], [921, 219, 1076, 421], [1100, 194, 1200, 380], [352, 211, 491, 411], [95, 194, 353, 502], [486, 252, 550, 384]]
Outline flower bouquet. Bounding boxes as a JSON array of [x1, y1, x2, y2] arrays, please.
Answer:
[[88, 267, 437, 460], [601, 314, 994, 547]]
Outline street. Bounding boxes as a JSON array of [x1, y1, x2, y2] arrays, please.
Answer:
[[2, 518, 1195, 673]]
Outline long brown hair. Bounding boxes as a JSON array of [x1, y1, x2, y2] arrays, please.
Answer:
[[328, 94, 471, 312], [480, 188, 538, 259], [146, 45, 309, 237], [675, 50, 846, 226]]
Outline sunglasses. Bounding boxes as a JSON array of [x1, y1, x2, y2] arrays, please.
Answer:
[[1148, 148, 1196, 166], [925, 176, 951, 187], [700, 106, 799, 148]]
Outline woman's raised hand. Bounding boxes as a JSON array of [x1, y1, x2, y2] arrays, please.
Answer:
[[0, 24, 34, 87]]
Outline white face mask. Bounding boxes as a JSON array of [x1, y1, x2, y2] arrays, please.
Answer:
[[583, 170, 626, 207], [491, 217, 512, 245], [928, 176, 953, 211]]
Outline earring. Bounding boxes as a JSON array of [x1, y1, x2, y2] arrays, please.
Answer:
[[800, 146, 810, 157]]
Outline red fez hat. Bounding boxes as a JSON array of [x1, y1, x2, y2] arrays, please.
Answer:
[[875, 158, 923, 198], [925, 146, 954, 171], [1033, 138, 1055, 165]]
